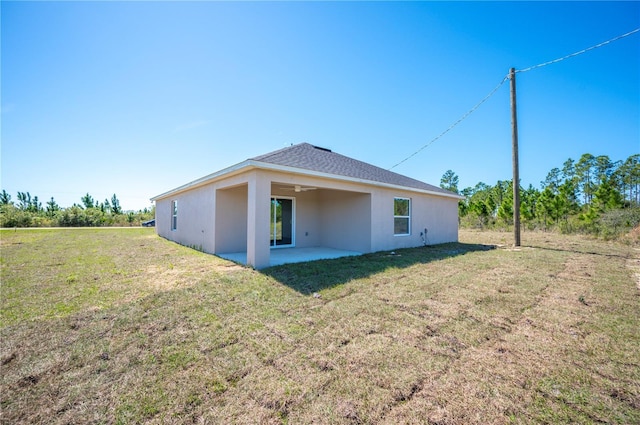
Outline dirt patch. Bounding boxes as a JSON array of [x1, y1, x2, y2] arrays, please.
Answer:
[[214, 263, 245, 272], [627, 250, 640, 292]]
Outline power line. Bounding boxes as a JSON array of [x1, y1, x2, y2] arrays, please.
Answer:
[[516, 28, 639, 73], [389, 28, 639, 171], [389, 75, 509, 170]]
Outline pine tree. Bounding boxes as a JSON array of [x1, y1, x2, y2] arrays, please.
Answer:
[[81, 193, 95, 209], [0, 190, 12, 205], [440, 170, 459, 194], [46, 197, 60, 217], [110, 194, 122, 215]]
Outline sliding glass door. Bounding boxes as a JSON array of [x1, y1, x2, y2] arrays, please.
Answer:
[[270, 197, 294, 247]]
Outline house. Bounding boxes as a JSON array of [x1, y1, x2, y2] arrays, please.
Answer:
[[150, 143, 463, 269]]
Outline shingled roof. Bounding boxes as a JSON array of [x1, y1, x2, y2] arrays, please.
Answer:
[[252, 143, 453, 195], [152, 142, 460, 201]]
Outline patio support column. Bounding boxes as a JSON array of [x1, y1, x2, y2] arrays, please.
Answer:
[[247, 171, 271, 269]]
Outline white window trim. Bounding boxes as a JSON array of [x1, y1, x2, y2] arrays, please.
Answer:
[[171, 200, 178, 231], [394, 197, 411, 236]]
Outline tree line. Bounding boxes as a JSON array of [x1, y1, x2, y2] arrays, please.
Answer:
[[2, 152, 637, 235], [0, 191, 154, 228], [440, 153, 640, 239]]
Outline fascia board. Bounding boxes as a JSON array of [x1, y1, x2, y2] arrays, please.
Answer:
[[150, 160, 255, 201], [151, 160, 465, 202]]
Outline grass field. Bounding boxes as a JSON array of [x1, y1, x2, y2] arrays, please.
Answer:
[[1, 228, 639, 424]]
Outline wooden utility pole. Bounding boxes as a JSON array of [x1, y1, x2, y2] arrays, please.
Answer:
[[510, 68, 521, 247]]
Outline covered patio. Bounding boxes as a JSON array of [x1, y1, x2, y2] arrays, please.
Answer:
[[218, 247, 362, 268], [213, 179, 372, 269]]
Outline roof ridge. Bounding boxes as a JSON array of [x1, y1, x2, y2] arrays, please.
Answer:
[[250, 142, 313, 161]]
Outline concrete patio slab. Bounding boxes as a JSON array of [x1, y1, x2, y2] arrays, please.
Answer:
[[218, 247, 362, 268]]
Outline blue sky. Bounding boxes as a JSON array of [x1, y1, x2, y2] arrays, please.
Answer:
[[2, 1, 638, 211]]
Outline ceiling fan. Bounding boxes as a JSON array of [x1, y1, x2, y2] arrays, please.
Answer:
[[279, 185, 318, 193]]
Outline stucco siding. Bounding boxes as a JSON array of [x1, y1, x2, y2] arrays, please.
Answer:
[[417, 194, 459, 245], [155, 185, 215, 253], [319, 190, 372, 252], [155, 198, 172, 241], [370, 188, 459, 252], [215, 185, 248, 254], [246, 171, 272, 269]]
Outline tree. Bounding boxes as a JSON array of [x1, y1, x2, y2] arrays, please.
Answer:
[[110, 194, 122, 215], [558, 179, 579, 220], [537, 186, 557, 228], [17, 192, 31, 210], [576, 153, 596, 205], [466, 182, 496, 228], [594, 155, 614, 181], [616, 154, 640, 206], [542, 168, 562, 193], [520, 184, 540, 228], [81, 193, 95, 209], [561, 158, 576, 183], [100, 199, 111, 214], [15, 192, 40, 212], [30, 196, 42, 213], [0, 190, 11, 205], [593, 176, 623, 212], [492, 180, 510, 211], [459, 187, 474, 217], [46, 197, 60, 217], [440, 170, 459, 194], [497, 181, 514, 223]]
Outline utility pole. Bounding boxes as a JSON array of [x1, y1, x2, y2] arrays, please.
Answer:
[[510, 68, 521, 247]]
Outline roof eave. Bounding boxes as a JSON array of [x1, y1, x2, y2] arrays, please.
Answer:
[[150, 160, 465, 202], [150, 160, 255, 201]]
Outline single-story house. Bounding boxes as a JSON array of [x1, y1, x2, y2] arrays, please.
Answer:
[[150, 143, 463, 269]]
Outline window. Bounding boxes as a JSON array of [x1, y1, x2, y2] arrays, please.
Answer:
[[171, 200, 177, 231], [394, 197, 410, 236]]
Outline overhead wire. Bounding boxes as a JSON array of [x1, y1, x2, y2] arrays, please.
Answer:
[[516, 28, 639, 73], [389, 27, 640, 171], [389, 74, 509, 170]]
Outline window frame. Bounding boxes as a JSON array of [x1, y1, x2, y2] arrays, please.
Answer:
[[393, 197, 411, 236], [270, 196, 296, 248], [171, 200, 178, 231]]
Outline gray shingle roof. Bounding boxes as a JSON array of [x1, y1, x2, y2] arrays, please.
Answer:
[[251, 143, 453, 195]]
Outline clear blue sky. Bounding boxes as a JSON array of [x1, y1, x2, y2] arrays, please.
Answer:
[[2, 1, 639, 211]]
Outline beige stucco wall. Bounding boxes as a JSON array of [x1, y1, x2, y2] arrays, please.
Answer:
[[155, 184, 215, 253], [215, 185, 247, 253], [319, 190, 372, 252], [370, 187, 459, 252], [154, 167, 459, 268]]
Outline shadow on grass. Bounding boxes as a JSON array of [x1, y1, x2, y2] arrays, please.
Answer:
[[262, 242, 495, 295], [523, 244, 632, 260]]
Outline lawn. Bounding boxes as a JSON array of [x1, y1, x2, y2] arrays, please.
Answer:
[[1, 228, 638, 424]]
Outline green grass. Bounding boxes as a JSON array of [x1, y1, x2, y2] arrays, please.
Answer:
[[1, 228, 639, 424]]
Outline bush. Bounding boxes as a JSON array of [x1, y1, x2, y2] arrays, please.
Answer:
[[0, 205, 33, 227], [459, 206, 640, 242], [57, 206, 106, 227], [599, 208, 640, 240]]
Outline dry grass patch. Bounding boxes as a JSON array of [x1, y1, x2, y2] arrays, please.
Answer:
[[1, 228, 639, 424]]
